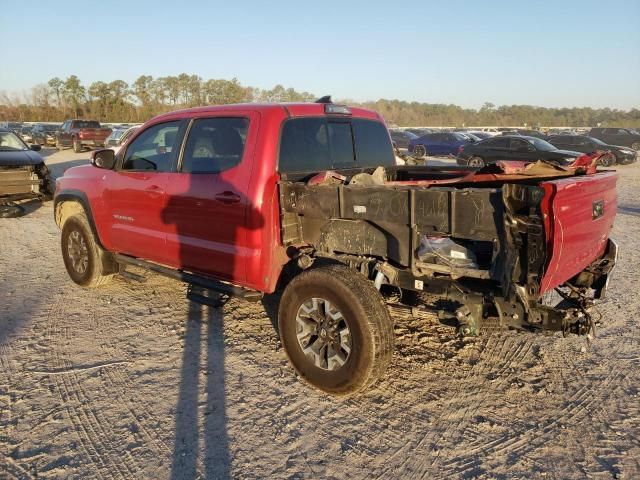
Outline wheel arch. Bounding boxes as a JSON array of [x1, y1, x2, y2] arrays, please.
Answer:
[[54, 190, 106, 249]]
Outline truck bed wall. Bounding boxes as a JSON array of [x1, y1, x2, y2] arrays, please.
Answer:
[[279, 183, 504, 267]]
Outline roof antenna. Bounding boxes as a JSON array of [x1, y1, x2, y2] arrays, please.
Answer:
[[315, 95, 332, 104]]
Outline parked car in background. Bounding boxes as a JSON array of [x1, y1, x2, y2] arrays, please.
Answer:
[[547, 135, 637, 166], [0, 128, 52, 217], [0, 122, 23, 134], [409, 132, 474, 158], [20, 126, 33, 143], [32, 124, 60, 146], [456, 135, 582, 167], [406, 128, 434, 137], [589, 128, 640, 151], [389, 129, 419, 150], [56, 120, 112, 152], [478, 127, 501, 136], [501, 129, 546, 139], [106, 125, 140, 156], [467, 131, 493, 140], [458, 132, 482, 142]]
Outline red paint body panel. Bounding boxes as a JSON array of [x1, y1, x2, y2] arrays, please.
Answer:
[[538, 171, 618, 294]]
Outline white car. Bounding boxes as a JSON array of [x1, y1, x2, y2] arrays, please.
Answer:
[[106, 126, 139, 156], [478, 127, 501, 136]]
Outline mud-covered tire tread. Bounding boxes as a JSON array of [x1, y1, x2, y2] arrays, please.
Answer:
[[61, 213, 113, 288], [278, 264, 394, 396]]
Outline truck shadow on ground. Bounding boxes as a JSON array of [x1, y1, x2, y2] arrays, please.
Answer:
[[170, 298, 230, 480]]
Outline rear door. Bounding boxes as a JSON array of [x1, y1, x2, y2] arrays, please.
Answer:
[[103, 120, 186, 264], [163, 112, 258, 283]]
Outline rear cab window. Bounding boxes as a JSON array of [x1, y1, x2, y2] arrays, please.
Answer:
[[278, 117, 394, 173]]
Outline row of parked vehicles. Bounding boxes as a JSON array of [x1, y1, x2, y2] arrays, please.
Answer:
[[3, 121, 141, 153], [390, 127, 640, 167]]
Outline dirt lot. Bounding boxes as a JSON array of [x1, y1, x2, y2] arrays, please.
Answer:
[[1, 148, 639, 479]]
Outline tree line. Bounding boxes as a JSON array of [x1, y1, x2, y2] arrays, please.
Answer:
[[1, 74, 638, 127]]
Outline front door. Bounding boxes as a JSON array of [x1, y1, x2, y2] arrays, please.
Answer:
[[103, 120, 185, 264], [163, 112, 259, 284]]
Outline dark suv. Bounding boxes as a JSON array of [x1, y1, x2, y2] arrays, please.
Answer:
[[589, 128, 640, 151]]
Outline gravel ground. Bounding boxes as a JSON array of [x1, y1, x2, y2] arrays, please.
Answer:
[[1, 148, 639, 479]]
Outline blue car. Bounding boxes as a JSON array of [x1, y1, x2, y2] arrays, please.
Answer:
[[408, 132, 474, 158]]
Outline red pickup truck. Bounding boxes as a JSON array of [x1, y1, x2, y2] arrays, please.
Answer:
[[56, 119, 112, 152], [54, 100, 618, 395]]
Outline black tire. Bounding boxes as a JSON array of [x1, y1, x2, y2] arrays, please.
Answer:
[[600, 154, 615, 167], [278, 264, 394, 396], [413, 144, 427, 159], [467, 156, 485, 167], [56, 138, 63, 151], [61, 214, 113, 288], [73, 137, 82, 153]]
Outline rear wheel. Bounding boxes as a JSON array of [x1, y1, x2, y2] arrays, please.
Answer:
[[631, 142, 640, 151], [467, 156, 485, 167], [278, 264, 394, 396], [413, 144, 427, 158], [73, 137, 82, 153], [61, 214, 113, 288], [599, 154, 615, 167]]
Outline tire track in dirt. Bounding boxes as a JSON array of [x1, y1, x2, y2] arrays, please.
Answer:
[[88, 289, 176, 460], [44, 295, 146, 479], [375, 331, 539, 478], [439, 344, 631, 478]]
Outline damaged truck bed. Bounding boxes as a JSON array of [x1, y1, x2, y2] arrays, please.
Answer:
[[280, 158, 618, 337]]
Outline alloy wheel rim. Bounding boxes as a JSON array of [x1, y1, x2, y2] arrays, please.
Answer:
[[67, 230, 89, 274], [469, 157, 484, 167], [295, 297, 352, 371]]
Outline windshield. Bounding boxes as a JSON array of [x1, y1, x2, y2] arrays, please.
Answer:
[[588, 136, 608, 146], [527, 137, 557, 152], [43, 125, 58, 132], [74, 120, 100, 129], [0, 131, 29, 151]]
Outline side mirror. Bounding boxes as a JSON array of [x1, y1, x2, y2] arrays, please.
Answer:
[[30, 144, 42, 151], [91, 149, 116, 170]]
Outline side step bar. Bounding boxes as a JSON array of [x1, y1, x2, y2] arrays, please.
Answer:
[[113, 254, 263, 303]]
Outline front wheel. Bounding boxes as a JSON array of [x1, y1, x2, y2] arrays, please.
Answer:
[[278, 264, 394, 396], [467, 156, 485, 167], [73, 137, 82, 153], [61, 214, 113, 288], [56, 138, 63, 151]]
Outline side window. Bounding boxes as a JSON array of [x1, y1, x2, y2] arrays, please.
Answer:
[[486, 138, 508, 148], [510, 138, 529, 150], [181, 117, 249, 173], [121, 121, 181, 172]]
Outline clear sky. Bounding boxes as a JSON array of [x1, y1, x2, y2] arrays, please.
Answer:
[[1, 0, 639, 109]]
